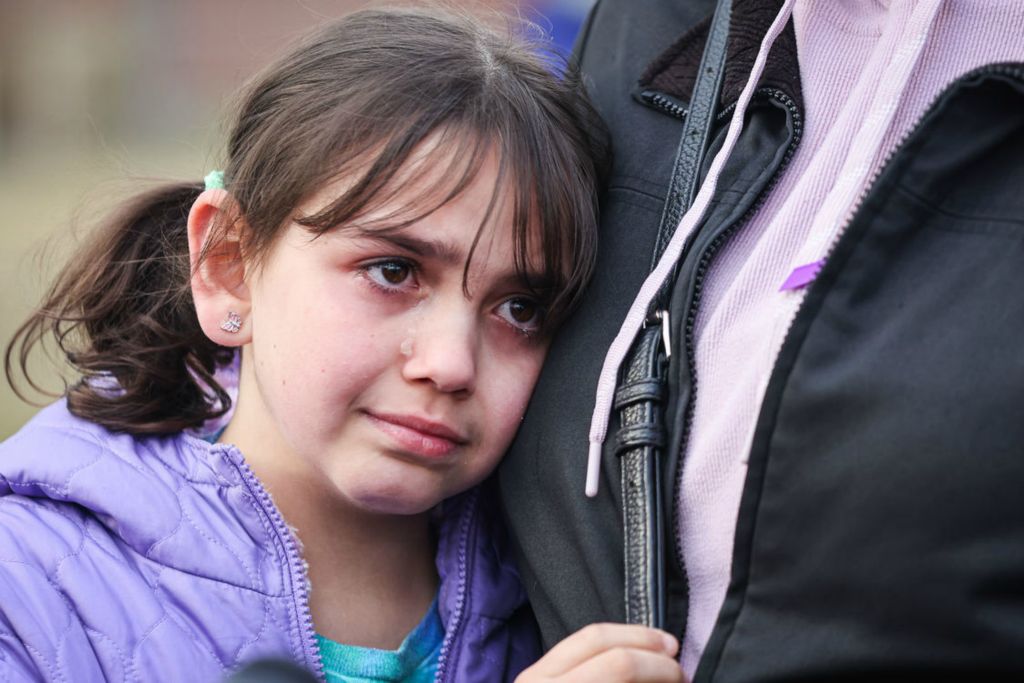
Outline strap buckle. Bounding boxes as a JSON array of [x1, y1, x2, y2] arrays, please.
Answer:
[[643, 309, 672, 359]]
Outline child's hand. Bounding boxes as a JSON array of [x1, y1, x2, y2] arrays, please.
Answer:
[[515, 623, 686, 682]]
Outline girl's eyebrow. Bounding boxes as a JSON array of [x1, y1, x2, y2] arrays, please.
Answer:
[[360, 231, 464, 264]]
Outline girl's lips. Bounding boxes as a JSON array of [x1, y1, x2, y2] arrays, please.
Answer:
[[364, 411, 467, 459]]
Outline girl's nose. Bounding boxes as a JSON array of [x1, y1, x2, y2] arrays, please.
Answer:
[[400, 307, 477, 395]]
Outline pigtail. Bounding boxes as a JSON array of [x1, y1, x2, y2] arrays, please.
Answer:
[[4, 182, 234, 434]]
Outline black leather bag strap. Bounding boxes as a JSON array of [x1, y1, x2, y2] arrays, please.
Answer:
[[650, 0, 734, 268], [618, 0, 733, 629], [617, 325, 668, 627]]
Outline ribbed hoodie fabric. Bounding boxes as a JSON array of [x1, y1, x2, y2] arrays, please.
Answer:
[[678, 1, 1024, 676]]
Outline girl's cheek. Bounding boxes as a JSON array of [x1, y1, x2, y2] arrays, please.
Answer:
[[484, 347, 546, 426]]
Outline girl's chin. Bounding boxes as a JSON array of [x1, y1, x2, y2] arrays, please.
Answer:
[[339, 480, 447, 517]]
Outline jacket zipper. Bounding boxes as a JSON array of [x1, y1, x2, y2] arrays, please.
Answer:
[[639, 89, 690, 120], [640, 86, 796, 124], [689, 62, 1024, 683], [228, 448, 326, 681], [229, 446, 487, 683], [767, 65, 1024, 415], [643, 85, 804, 598], [434, 488, 479, 682], [813, 62, 1024, 298]]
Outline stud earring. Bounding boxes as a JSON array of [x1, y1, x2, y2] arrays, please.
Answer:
[[220, 311, 242, 334]]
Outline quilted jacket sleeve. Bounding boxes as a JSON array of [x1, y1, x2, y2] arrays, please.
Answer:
[[0, 501, 54, 682], [0, 497, 102, 682], [0, 632, 41, 682]]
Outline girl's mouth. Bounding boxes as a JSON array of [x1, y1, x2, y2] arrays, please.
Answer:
[[363, 411, 468, 459]]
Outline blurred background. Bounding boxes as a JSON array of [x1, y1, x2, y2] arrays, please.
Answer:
[[0, 0, 596, 438]]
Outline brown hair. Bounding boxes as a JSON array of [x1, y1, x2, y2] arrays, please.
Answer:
[[5, 6, 609, 435]]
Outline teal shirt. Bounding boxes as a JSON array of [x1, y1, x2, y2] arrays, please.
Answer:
[[316, 598, 443, 683]]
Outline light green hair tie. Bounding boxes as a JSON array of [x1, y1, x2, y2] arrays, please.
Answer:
[[204, 170, 226, 190]]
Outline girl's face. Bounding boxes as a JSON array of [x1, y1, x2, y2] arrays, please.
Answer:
[[234, 152, 548, 515]]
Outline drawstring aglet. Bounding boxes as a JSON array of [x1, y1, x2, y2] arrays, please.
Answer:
[[585, 442, 602, 497]]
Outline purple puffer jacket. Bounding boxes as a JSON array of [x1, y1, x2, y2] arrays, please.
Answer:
[[0, 400, 540, 682]]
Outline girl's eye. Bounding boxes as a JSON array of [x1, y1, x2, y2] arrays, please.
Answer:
[[363, 259, 417, 290], [496, 297, 544, 334]]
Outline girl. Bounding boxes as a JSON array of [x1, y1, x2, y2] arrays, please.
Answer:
[[0, 6, 683, 683]]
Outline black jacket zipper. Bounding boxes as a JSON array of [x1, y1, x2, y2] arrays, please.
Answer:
[[669, 86, 802, 585], [642, 84, 804, 579], [637, 84, 805, 640], [693, 62, 1024, 683], [639, 89, 690, 120]]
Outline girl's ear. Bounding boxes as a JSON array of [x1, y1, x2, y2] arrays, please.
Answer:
[[187, 188, 252, 346]]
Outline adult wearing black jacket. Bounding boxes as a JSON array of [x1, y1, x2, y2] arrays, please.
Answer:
[[500, 0, 1024, 680]]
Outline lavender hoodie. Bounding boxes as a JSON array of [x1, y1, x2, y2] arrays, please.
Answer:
[[0, 400, 539, 682]]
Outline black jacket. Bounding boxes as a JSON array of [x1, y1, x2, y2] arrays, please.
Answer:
[[499, 0, 1024, 680]]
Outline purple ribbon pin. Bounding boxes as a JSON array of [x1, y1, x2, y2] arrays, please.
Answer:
[[780, 259, 825, 291]]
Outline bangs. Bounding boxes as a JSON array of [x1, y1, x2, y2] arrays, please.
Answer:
[[224, 7, 607, 333], [293, 120, 594, 332]]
